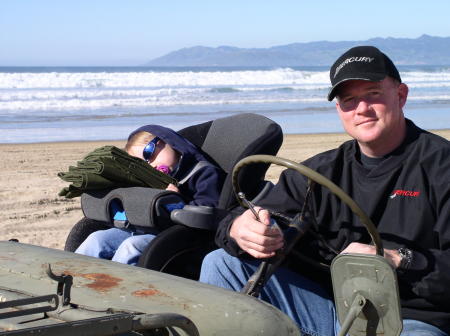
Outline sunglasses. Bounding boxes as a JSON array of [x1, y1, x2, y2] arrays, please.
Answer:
[[143, 137, 160, 162]]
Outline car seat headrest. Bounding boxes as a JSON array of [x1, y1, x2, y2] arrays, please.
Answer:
[[180, 113, 282, 209]]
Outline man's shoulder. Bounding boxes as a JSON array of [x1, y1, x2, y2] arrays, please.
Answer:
[[407, 119, 449, 149], [418, 129, 449, 148], [411, 127, 450, 180], [413, 126, 449, 159]]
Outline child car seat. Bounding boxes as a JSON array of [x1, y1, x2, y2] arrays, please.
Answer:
[[64, 113, 283, 279]]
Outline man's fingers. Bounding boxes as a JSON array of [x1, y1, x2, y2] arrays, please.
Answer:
[[246, 249, 277, 259], [255, 207, 271, 224], [341, 242, 375, 254], [240, 232, 284, 251], [230, 208, 284, 258], [241, 236, 284, 253], [237, 232, 284, 259], [240, 239, 280, 259]]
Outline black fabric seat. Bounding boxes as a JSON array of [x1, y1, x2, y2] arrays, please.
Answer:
[[65, 113, 283, 279]]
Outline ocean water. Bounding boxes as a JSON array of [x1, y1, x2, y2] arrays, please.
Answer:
[[1, 66, 449, 143]]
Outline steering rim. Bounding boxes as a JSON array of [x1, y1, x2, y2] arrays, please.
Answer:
[[232, 154, 383, 256]]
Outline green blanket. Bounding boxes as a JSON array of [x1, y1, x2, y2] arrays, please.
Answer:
[[58, 145, 177, 198]]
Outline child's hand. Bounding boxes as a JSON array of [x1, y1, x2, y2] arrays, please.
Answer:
[[166, 183, 179, 193]]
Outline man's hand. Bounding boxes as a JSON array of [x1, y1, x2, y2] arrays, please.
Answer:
[[341, 242, 402, 268], [230, 208, 284, 259]]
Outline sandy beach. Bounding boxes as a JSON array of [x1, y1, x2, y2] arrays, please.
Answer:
[[1, 130, 449, 250]]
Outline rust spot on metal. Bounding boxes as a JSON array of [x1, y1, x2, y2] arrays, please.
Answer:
[[62, 270, 122, 292], [83, 273, 122, 292], [132, 285, 167, 298]]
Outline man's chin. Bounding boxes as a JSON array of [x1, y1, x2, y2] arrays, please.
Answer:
[[354, 128, 382, 144]]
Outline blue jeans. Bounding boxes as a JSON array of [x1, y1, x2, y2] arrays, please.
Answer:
[[200, 249, 337, 336], [402, 320, 448, 336], [75, 228, 156, 265], [199, 249, 447, 336]]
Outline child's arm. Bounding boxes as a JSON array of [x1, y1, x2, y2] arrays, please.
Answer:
[[186, 166, 224, 207]]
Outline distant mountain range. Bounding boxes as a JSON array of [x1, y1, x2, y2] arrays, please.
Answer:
[[146, 35, 450, 67]]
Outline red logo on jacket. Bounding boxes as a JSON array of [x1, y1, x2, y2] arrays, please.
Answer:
[[390, 189, 420, 199]]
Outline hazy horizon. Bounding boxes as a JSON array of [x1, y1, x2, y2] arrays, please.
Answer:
[[2, 1, 450, 66]]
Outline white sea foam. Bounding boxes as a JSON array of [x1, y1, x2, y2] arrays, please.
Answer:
[[2, 68, 449, 90], [1, 66, 449, 143], [407, 95, 450, 101], [0, 85, 326, 103], [0, 68, 329, 89], [0, 69, 331, 113], [0, 95, 325, 112], [402, 71, 450, 82]]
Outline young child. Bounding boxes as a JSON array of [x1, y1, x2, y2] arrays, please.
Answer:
[[75, 124, 225, 265]]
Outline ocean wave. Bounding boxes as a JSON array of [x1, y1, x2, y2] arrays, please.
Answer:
[[0, 88, 205, 102], [406, 82, 450, 88], [407, 95, 450, 102], [2, 67, 449, 144], [208, 87, 240, 93], [1, 68, 449, 90], [402, 71, 450, 83], [0, 95, 327, 112], [0, 84, 330, 103], [0, 68, 330, 89]]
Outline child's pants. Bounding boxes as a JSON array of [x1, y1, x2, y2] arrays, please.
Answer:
[[75, 228, 156, 265]]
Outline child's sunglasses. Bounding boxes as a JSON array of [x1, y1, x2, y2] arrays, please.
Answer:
[[143, 137, 160, 162]]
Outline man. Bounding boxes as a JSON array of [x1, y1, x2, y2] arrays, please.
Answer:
[[199, 46, 450, 336]]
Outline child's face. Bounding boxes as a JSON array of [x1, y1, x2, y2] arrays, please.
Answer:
[[128, 139, 179, 171]]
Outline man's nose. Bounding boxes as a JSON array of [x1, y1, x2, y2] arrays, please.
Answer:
[[354, 97, 371, 114]]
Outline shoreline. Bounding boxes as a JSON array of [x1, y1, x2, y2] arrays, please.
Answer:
[[1, 130, 449, 250], [1, 128, 449, 146]]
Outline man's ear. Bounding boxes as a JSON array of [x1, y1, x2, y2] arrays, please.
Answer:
[[398, 83, 408, 108]]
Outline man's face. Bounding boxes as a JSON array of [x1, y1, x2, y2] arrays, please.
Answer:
[[335, 78, 408, 151]]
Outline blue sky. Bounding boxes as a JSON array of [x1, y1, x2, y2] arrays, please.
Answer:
[[2, 0, 450, 66]]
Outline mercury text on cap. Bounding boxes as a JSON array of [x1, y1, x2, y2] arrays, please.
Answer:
[[334, 57, 375, 78]]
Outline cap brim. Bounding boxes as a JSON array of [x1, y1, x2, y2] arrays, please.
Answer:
[[327, 74, 386, 101]]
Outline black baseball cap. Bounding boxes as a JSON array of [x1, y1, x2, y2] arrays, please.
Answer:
[[327, 46, 401, 101]]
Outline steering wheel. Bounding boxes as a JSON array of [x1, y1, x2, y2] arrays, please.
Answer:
[[232, 154, 383, 295], [232, 155, 403, 336], [233, 155, 383, 252]]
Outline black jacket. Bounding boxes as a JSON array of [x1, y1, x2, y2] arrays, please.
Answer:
[[128, 125, 225, 207], [216, 120, 450, 333]]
